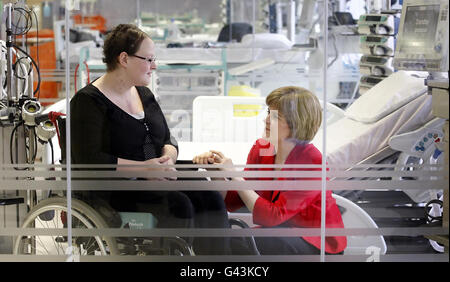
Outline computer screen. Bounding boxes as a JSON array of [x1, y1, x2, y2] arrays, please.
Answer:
[[397, 5, 440, 54], [394, 0, 448, 72]]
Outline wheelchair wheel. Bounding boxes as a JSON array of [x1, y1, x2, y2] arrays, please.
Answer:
[[13, 197, 118, 256]]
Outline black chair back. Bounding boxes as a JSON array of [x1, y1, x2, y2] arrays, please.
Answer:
[[217, 23, 253, 42]]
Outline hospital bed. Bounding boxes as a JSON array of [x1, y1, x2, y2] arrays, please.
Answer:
[[314, 71, 443, 254], [312, 71, 444, 204], [311, 71, 436, 169]]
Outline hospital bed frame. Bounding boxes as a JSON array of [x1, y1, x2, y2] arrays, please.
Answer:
[[330, 117, 445, 254]]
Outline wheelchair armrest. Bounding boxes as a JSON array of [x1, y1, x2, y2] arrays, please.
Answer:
[[229, 218, 251, 229], [228, 218, 260, 255]]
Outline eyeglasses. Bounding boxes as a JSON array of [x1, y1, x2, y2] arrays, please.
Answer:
[[130, 54, 157, 64], [266, 108, 283, 120]]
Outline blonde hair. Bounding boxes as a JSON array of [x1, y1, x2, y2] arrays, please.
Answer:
[[266, 86, 322, 142]]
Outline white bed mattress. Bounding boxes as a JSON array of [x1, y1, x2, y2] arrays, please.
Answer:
[[311, 93, 434, 166]]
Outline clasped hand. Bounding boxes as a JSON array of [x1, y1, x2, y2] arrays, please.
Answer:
[[192, 150, 235, 172], [145, 155, 177, 180]]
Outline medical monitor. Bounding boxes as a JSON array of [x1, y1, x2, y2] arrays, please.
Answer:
[[394, 0, 449, 72]]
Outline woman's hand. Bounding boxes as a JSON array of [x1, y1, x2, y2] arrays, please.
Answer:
[[145, 155, 177, 180], [159, 155, 177, 180], [193, 150, 234, 171], [193, 151, 257, 211], [192, 151, 215, 165]]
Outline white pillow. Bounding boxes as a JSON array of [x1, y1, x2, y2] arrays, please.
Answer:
[[240, 33, 294, 50], [345, 71, 427, 123]]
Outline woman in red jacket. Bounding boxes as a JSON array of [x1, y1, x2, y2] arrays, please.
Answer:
[[193, 86, 347, 255]]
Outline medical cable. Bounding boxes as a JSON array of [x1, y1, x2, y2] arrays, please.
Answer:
[[47, 111, 66, 152], [48, 138, 55, 165], [31, 7, 40, 81], [9, 120, 28, 170], [13, 56, 31, 95], [6, 7, 33, 37], [12, 44, 41, 98], [3, 5, 41, 99]]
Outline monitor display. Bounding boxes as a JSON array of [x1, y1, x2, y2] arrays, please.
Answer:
[[398, 4, 440, 53], [394, 0, 448, 72], [366, 36, 382, 43], [365, 56, 385, 63], [366, 15, 382, 21]]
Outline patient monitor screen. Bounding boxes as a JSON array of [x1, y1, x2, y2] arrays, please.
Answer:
[[398, 5, 440, 53]]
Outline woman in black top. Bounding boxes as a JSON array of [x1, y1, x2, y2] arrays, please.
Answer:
[[70, 24, 230, 255], [71, 82, 176, 171]]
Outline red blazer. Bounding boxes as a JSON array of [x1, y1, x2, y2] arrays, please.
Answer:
[[225, 138, 347, 254]]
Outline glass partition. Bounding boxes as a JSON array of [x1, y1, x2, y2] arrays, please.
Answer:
[[0, 0, 447, 266]]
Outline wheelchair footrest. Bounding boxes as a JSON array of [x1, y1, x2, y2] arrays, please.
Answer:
[[119, 212, 158, 229]]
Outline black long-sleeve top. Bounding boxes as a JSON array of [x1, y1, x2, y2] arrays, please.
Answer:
[[70, 83, 178, 165]]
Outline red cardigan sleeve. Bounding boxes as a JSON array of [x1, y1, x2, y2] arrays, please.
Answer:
[[253, 190, 320, 227], [224, 139, 273, 212], [224, 191, 244, 212], [224, 143, 256, 212]]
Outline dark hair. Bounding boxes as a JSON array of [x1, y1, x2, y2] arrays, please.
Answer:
[[102, 24, 149, 72]]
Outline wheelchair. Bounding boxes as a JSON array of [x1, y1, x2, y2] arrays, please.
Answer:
[[13, 115, 195, 257], [13, 196, 195, 256]]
